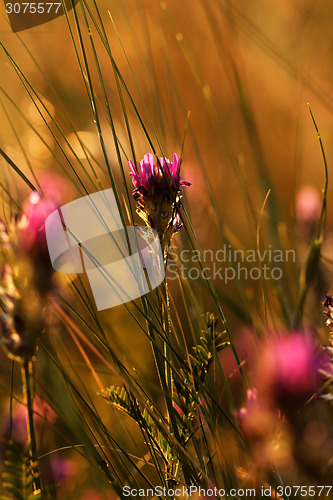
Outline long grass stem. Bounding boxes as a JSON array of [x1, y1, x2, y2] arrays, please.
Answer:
[[21, 359, 42, 493]]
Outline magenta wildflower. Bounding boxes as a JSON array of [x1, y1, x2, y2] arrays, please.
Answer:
[[18, 190, 58, 254], [0, 177, 68, 360], [128, 153, 190, 247], [16, 191, 57, 294], [18, 173, 67, 259], [255, 332, 328, 414], [18, 177, 66, 267], [17, 177, 67, 294]]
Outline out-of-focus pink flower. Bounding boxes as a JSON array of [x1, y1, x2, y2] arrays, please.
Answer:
[[235, 388, 258, 422], [18, 173, 69, 253], [51, 455, 77, 485], [235, 387, 289, 472], [17, 175, 69, 293], [34, 395, 57, 426], [6, 397, 56, 445], [296, 186, 321, 225], [235, 387, 277, 441], [19, 191, 59, 254], [254, 332, 329, 414], [128, 153, 190, 247], [8, 404, 27, 446]]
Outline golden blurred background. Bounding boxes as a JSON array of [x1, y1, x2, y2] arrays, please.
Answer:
[[1, 1, 333, 496]]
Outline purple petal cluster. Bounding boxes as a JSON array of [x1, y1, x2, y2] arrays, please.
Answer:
[[129, 153, 190, 195], [128, 153, 190, 247]]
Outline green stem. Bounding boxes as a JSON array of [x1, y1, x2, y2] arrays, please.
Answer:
[[9, 360, 15, 440], [161, 250, 195, 485], [162, 272, 173, 397], [21, 359, 42, 492]]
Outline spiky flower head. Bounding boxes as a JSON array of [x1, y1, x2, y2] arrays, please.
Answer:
[[321, 295, 333, 398], [128, 153, 190, 248], [323, 294, 333, 332], [0, 183, 63, 362], [0, 263, 45, 363]]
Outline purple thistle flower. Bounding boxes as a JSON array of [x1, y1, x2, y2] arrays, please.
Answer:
[[128, 153, 191, 248], [129, 153, 190, 192]]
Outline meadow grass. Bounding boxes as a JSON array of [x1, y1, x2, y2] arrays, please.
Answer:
[[0, 1, 333, 499]]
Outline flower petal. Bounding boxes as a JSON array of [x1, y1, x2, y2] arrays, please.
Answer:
[[172, 153, 181, 178], [139, 159, 145, 179], [128, 160, 141, 188], [143, 153, 155, 176]]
